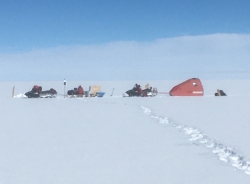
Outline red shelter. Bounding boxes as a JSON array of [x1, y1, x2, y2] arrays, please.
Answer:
[[169, 78, 204, 96]]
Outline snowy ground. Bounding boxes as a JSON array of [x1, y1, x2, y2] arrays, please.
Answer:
[[1, 80, 250, 183]]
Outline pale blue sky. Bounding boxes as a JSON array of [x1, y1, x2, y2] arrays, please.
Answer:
[[0, 1, 250, 81], [1, 0, 249, 52]]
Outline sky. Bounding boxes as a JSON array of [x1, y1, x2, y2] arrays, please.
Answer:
[[0, 0, 250, 81], [1, 0, 249, 50]]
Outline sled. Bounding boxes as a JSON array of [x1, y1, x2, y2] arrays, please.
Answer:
[[123, 91, 157, 97], [68, 94, 84, 98], [169, 78, 203, 96], [96, 92, 105, 97], [39, 91, 57, 98]]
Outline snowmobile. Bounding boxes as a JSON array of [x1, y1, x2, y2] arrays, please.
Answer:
[[124, 86, 156, 97], [125, 87, 141, 97], [25, 87, 57, 98], [24, 91, 40, 98]]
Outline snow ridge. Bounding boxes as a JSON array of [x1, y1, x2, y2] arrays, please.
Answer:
[[141, 105, 250, 175], [13, 94, 27, 98]]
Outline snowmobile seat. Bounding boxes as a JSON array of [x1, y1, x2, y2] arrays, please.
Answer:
[[25, 91, 40, 98]]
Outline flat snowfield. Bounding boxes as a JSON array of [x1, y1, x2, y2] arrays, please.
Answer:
[[1, 80, 250, 184]]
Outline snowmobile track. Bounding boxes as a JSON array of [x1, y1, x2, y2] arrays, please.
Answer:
[[141, 106, 250, 175]]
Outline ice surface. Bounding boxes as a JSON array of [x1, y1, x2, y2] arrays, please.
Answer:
[[1, 80, 250, 183]]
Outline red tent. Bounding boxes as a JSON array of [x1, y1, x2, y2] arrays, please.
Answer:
[[169, 78, 204, 96]]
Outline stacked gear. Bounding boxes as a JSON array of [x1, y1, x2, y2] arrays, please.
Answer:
[[67, 85, 84, 97]]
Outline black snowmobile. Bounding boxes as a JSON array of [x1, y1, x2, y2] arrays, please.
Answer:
[[125, 87, 141, 97], [124, 86, 155, 97], [24, 86, 57, 98]]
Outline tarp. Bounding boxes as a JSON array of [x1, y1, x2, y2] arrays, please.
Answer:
[[91, 86, 101, 96]]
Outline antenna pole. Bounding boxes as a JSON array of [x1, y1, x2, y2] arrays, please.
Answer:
[[63, 79, 67, 98]]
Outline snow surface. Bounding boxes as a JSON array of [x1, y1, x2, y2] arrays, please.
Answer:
[[1, 80, 250, 183]]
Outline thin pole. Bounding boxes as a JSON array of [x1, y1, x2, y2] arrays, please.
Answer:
[[12, 85, 15, 97], [63, 79, 67, 98], [110, 88, 115, 96]]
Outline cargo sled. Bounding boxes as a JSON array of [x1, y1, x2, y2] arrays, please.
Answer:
[[169, 78, 204, 96], [89, 86, 105, 97], [67, 86, 105, 98]]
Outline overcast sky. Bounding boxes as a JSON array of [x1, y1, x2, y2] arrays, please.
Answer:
[[0, 1, 250, 81]]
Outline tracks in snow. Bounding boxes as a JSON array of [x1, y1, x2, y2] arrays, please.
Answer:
[[141, 105, 250, 175]]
